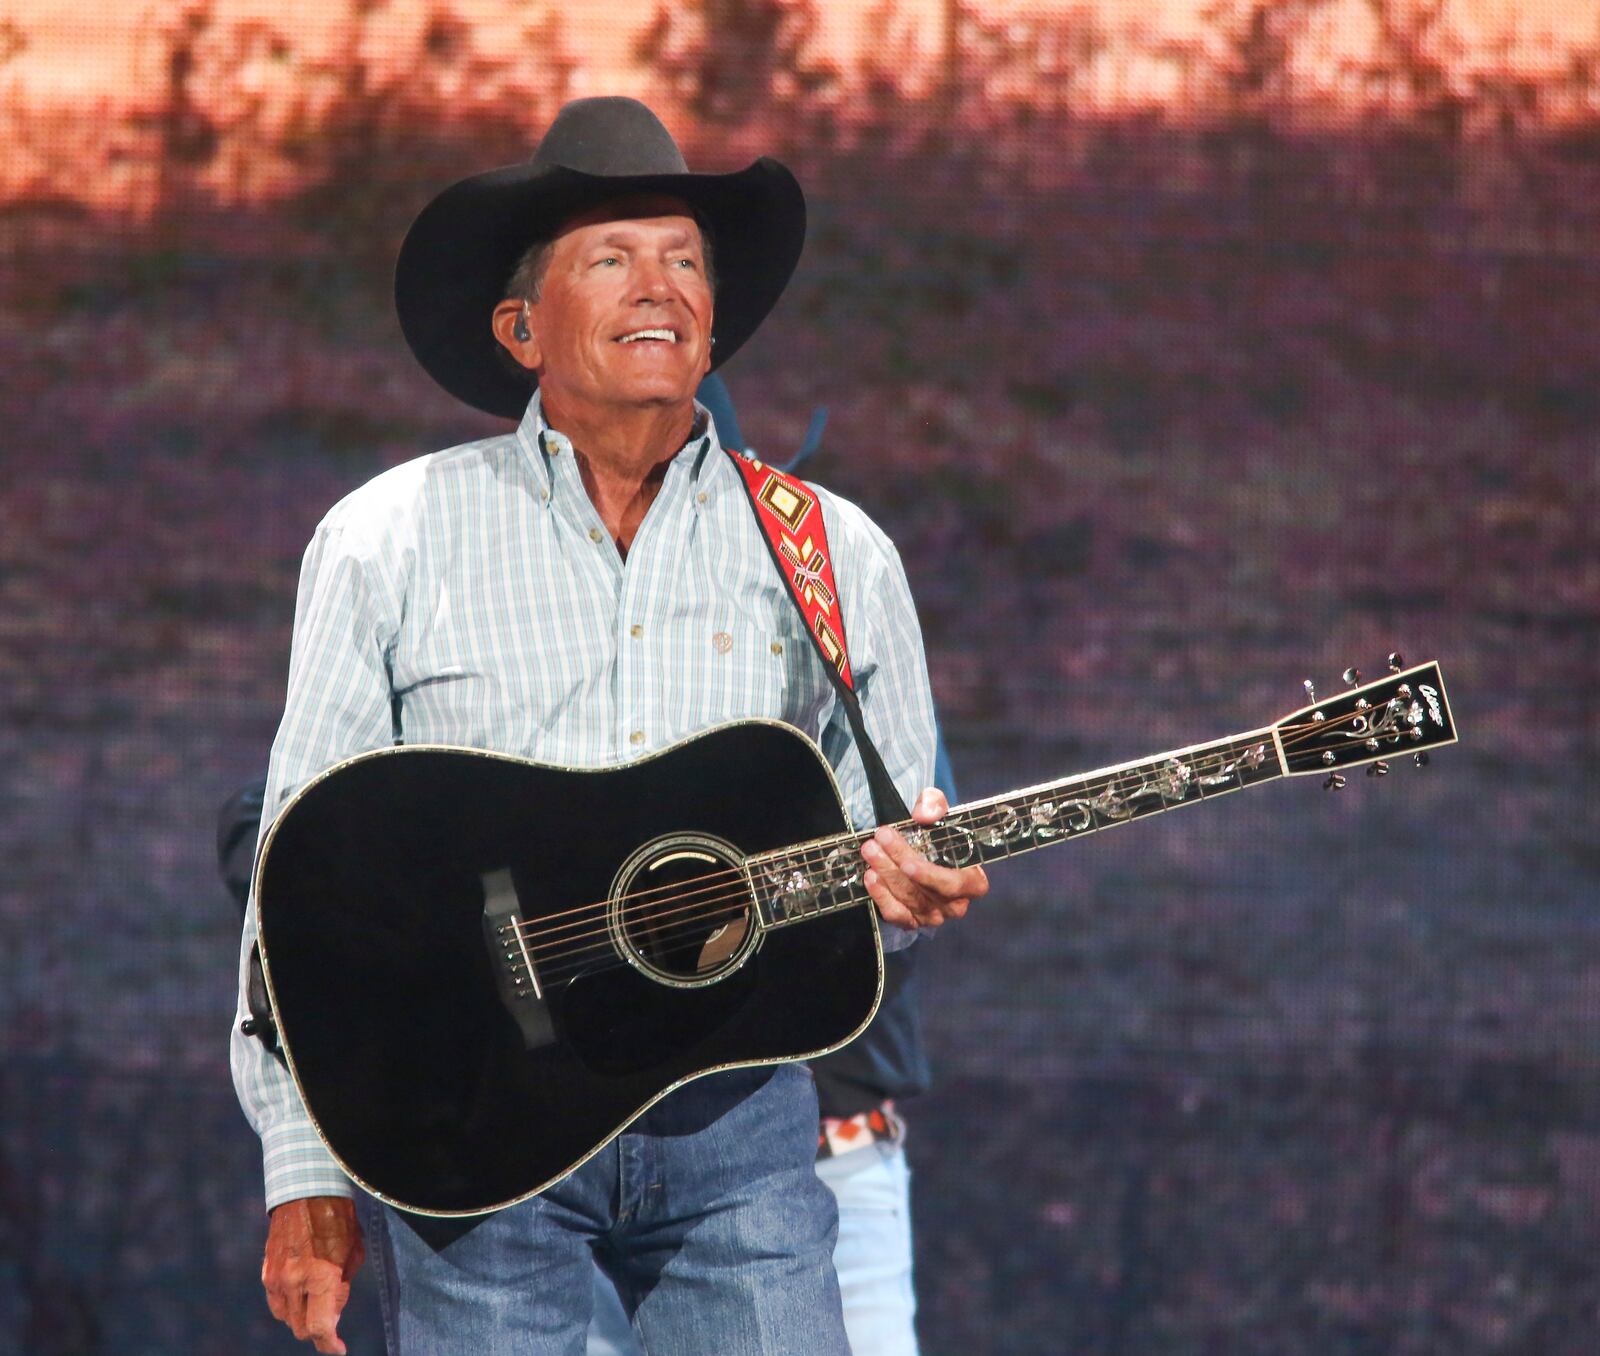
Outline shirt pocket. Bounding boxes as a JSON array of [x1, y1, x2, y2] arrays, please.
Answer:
[[655, 610, 791, 737]]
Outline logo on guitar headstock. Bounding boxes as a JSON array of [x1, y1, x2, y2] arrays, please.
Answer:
[[1276, 659, 1457, 778]]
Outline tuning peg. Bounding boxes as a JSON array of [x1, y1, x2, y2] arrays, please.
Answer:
[[1366, 761, 1390, 777], [1303, 678, 1318, 703], [1388, 652, 1405, 673], [1413, 752, 1430, 768], [1343, 667, 1362, 687], [1323, 773, 1346, 790]]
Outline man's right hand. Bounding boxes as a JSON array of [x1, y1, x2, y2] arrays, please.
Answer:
[[263, 1195, 365, 1354]]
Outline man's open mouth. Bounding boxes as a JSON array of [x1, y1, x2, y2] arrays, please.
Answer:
[[616, 328, 679, 343]]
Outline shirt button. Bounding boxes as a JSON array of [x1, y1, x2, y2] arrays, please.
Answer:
[[770, 640, 784, 656], [629, 730, 645, 746], [713, 631, 733, 654], [697, 492, 708, 505], [589, 527, 604, 544], [629, 624, 643, 639]]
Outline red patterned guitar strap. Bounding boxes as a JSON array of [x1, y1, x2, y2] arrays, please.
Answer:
[[725, 448, 910, 823], [725, 450, 854, 688]]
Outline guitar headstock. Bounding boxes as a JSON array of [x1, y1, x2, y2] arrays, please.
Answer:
[[1274, 655, 1457, 785]]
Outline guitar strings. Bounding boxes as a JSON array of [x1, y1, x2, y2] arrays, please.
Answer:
[[513, 722, 1300, 950], [511, 717, 1409, 980], [508, 711, 1378, 956], [535, 729, 1306, 981], [537, 907, 755, 985], [517, 716, 1401, 967]]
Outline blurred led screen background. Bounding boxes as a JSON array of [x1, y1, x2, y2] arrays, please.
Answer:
[[1, 2, 1597, 1352]]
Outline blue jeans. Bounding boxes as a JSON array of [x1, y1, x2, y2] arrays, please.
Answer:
[[589, 1136, 918, 1356], [362, 1064, 849, 1355]]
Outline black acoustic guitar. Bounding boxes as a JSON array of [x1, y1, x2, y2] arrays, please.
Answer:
[[255, 658, 1457, 1215]]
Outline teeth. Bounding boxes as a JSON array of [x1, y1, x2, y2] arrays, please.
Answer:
[[618, 329, 677, 343]]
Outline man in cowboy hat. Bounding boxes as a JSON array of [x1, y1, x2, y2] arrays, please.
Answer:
[[233, 97, 985, 1354]]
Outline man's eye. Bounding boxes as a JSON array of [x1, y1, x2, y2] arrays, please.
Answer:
[[673, 258, 696, 270], [593, 257, 620, 268]]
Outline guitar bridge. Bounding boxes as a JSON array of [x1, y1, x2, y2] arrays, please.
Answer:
[[481, 868, 556, 1050]]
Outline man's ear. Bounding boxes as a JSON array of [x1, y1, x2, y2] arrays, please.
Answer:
[[490, 298, 541, 371]]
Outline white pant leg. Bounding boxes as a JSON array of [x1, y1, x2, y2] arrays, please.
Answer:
[[817, 1141, 919, 1356], [586, 1267, 635, 1356]]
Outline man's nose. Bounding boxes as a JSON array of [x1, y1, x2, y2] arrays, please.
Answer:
[[632, 258, 674, 302]]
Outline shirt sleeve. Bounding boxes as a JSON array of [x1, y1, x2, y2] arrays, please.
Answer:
[[817, 505, 939, 953], [230, 518, 400, 1211]]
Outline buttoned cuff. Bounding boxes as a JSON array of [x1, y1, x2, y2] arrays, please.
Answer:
[[261, 1117, 353, 1213]]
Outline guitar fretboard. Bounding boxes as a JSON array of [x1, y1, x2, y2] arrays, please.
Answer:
[[749, 729, 1283, 929]]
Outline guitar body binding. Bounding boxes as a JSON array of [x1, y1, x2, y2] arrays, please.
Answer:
[[255, 720, 883, 1217]]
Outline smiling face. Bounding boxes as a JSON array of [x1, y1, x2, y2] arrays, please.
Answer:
[[494, 194, 714, 421]]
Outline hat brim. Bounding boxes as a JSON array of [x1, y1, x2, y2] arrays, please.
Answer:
[[394, 158, 805, 420]]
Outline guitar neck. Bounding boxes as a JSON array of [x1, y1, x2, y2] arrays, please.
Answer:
[[751, 726, 1284, 929]]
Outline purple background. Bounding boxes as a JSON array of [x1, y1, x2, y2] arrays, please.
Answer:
[[2, 4, 1598, 1352]]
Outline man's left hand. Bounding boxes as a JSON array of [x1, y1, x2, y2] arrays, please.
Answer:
[[861, 787, 988, 931]]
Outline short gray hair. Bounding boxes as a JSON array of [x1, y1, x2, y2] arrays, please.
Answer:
[[506, 238, 558, 304]]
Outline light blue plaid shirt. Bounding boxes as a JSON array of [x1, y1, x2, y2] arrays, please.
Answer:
[[232, 393, 937, 1209]]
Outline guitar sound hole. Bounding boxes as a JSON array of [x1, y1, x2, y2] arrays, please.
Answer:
[[608, 834, 758, 987]]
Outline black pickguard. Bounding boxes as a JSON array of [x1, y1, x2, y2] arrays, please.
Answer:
[[255, 721, 881, 1216]]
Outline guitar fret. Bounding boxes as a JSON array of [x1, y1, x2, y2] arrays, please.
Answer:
[[915, 731, 1281, 871], [754, 830, 865, 929], [751, 728, 1287, 927]]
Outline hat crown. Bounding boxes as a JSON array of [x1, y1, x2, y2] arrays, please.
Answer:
[[530, 97, 690, 178]]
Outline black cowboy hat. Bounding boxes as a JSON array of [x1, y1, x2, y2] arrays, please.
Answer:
[[394, 97, 806, 419]]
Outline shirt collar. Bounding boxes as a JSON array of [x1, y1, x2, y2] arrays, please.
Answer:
[[513, 389, 725, 495]]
